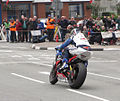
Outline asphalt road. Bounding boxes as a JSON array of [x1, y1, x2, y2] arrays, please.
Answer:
[[0, 42, 120, 101]]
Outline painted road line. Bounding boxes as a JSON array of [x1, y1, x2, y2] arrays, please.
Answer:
[[104, 48, 120, 51], [89, 60, 118, 63], [39, 70, 120, 82], [0, 61, 30, 65], [23, 55, 33, 57], [0, 50, 12, 53], [28, 58, 41, 60], [39, 72, 50, 75], [11, 73, 45, 84], [88, 72, 120, 81], [31, 62, 52, 67], [67, 89, 110, 101], [38, 63, 120, 81], [11, 55, 22, 58]]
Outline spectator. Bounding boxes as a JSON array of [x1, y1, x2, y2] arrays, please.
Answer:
[[116, 16, 120, 30], [101, 26, 106, 32], [58, 16, 69, 42], [27, 18, 33, 42], [46, 15, 55, 42], [37, 19, 45, 30], [102, 16, 108, 30], [86, 17, 94, 29], [107, 17, 112, 29], [9, 18, 16, 43], [16, 19, 22, 42], [95, 17, 104, 26], [83, 16, 88, 26], [69, 17, 77, 27], [21, 16, 28, 42], [3, 18, 10, 42], [89, 26, 97, 44], [33, 16, 38, 30], [96, 25, 102, 45], [82, 26, 89, 38]]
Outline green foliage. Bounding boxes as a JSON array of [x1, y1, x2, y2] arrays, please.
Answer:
[[3, 4, 11, 11]]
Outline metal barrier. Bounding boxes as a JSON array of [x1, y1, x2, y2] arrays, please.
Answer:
[[0, 27, 6, 41]]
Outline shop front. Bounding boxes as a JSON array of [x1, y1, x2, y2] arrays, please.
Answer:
[[1, 0, 32, 21]]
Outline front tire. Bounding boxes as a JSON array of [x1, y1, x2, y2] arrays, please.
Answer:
[[49, 64, 58, 85], [68, 63, 87, 89]]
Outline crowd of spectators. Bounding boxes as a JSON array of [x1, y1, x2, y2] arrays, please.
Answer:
[[2, 15, 44, 43], [79, 15, 120, 45], [1, 14, 120, 45]]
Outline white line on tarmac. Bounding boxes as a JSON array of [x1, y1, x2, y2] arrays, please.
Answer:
[[88, 72, 120, 81], [89, 60, 118, 63], [11, 73, 45, 84], [0, 61, 30, 64], [28, 58, 41, 60], [11, 55, 22, 58], [0, 50, 12, 53], [67, 89, 110, 101], [39, 72, 50, 75], [31, 62, 52, 67], [39, 71, 120, 81], [23, 55, 33, 57], [36, 63, 120, 81]]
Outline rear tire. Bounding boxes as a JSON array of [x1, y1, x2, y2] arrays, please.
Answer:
[[49, 64, 58, 85], [68, 63, 87, 89]]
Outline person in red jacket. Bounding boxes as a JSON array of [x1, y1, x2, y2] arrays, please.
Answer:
[[16, 19, 22, 42]]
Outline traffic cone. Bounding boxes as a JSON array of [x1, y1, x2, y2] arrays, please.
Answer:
[[56, 34, 59, 42]]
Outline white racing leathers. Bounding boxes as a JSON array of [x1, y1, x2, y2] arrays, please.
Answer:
[[69, 31, 91, 61]]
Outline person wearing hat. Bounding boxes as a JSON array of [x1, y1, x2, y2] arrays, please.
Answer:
[[45, 15, 55, 42]]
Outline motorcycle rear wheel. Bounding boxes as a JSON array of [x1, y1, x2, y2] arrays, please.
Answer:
[[68, 63, 87, 89], [49, 64, 58, 85]]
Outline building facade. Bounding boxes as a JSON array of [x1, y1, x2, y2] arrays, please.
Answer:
[[0, 0, 91, 23], [94, 0, 119, 16]]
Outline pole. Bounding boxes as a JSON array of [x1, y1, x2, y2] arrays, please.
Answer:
[[55, 0, 58, 23]]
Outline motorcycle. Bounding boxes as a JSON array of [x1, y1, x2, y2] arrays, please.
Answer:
[[49, 29, 91, 89]]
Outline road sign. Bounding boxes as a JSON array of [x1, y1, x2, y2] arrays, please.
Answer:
[[51, 0, 63, 10]]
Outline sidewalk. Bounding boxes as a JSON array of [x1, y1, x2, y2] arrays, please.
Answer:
[[31, 42, 120, 51]]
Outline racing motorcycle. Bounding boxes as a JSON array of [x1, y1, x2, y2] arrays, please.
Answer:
[[49, 29, 91, 89]]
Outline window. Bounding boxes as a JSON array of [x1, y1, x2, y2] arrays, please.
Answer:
[[45, 4, 51, 18], [7, 3, 30, 20], [69, 3, 83, 18]]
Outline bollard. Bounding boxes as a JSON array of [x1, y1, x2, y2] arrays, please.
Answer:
[[56, 34, 59, 42]]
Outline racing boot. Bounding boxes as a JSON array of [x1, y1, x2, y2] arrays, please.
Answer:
[[58, 58, 68, 72]]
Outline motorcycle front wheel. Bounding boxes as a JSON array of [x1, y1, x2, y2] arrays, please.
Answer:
[[68, 63, 87, 89], [49, 64, 58, 85]]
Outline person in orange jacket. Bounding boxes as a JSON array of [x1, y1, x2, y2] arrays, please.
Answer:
[[10, 18, 16, 42], [45, 15, 55, 42]]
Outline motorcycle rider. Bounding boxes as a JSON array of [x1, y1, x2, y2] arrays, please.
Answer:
[[56, 25, 91, 71]]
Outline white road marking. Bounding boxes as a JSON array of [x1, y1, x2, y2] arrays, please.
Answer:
[[11, 73, 45, 84], [39, 72, 50, 75], [23, 55, 33, 57], [39, 69, 120, 82], [0, 50, 12, 53], [28, 58, 41, 60], [89, 60, 118, 63], [67, 89, 110, 101], [0, 61, 30, 64], [0, 46, 27, 49], [88, 72, 120, 81], [11, 55, 22, 58], [31, 62, 52, 67]]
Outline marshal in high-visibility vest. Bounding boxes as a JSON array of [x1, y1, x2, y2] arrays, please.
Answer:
[[46, 18, 55, 29], [10, 21, 16, 31]]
